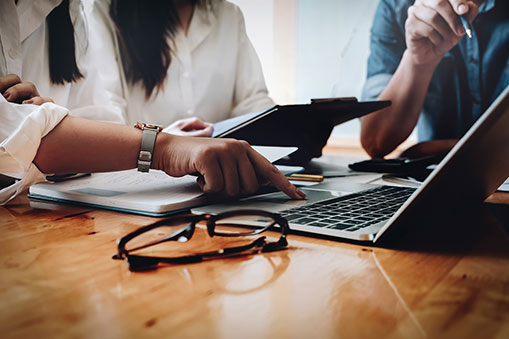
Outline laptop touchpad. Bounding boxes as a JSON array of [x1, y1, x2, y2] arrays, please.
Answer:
[[305, 181, 377, 194], [193, 189, 345, 215]]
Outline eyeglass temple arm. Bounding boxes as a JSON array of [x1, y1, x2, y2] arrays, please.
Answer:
[[122, 225, 194, 254], [164, 237, 268, 263], [201, 236, 268, 258], [129, 236, 269, 268]]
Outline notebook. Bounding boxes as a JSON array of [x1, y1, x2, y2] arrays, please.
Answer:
[[28, 146, 297, 217], [194, 85, 509, 244]]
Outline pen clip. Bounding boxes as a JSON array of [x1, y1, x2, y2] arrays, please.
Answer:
[[46, 173, 91, 182]]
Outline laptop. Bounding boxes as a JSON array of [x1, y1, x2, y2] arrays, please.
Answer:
[[193, 85, 509, 244]]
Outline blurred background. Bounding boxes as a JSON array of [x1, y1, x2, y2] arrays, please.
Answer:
[[82, 0, 415, 152], [230, 0, 418, 152]]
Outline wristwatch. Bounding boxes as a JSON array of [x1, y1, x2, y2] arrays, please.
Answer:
[[134, 122, 163, 172]]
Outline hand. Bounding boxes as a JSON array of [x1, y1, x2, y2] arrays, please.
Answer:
[[405, 0, 479, 66], [153, 133, 306, 199], [162, 117, 213, 137], [0, 74, 54, 105], [400, 139, 458, 159]]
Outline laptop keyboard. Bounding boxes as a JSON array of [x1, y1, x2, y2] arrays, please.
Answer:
[[279, 186, 416, 232]]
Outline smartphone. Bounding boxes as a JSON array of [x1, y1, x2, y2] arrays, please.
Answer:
[[348, 154, 443, 174]]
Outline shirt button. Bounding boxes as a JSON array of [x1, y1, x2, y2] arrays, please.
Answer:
[[469, 57, 477, 64], [8, 48, 17, 59]]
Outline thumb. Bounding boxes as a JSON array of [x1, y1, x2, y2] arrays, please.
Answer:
[[173, 126, 213, 137], [464, 2, 479, 22], [453, 0, 468, 15], [185, 125, 213, 137], [182, 118, 212, 131], [452, 0, 479, 20]]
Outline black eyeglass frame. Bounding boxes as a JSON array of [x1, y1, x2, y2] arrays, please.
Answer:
[[113, 209, 290, 270]]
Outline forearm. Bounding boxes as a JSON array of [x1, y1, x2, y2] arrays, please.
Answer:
[[361, 51, 439, 157], [31, 116, 303, 199], [33, 116, 145, 174]]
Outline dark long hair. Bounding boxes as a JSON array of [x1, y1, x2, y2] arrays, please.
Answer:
[[110, 0, 201, 99], [46, 0, 83, 84]]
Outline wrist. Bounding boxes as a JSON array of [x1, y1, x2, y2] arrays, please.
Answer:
[[151, 132, 174, 172], [401, 50, 441, 79]]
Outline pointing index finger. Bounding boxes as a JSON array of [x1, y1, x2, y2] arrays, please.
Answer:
[[246, 146, 305, 200]]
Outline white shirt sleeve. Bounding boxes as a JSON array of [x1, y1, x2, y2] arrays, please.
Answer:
[[63, 5, 125, 124], [79, 0, 129, 124], [0, 97, 69, 205], [230, 4, 274, 117], [0, 0, 126, 126]]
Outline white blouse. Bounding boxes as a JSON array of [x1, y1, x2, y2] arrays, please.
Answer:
[[0, 0, 124, 124], [88, 0, 274, 127], [0, 96, 69, 205]]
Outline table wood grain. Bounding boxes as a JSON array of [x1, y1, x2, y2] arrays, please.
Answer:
[[1, 159, 508, 338]]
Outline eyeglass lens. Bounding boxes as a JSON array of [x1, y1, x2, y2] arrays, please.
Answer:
[[212, 214, 277, 236], [125, 214, 280, 256]]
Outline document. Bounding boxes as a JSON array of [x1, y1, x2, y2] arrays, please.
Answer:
[[28, 146, 297, 216]]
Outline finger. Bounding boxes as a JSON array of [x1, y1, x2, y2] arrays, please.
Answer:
[[181, 118, 212, 131], [407, 9, 444, 46], [0, 74, 22, 93], [411, 5, 456, 43], [198, 157, 224, 193], [163, 117, 195, 132], [236, 142, 259, 195], [23, 96, 54, 105], [163, 120, 183, 133], [421, 0, 463, 35], [246, 147, 305, 200], [449, 0, 469, 15], [200, 125, 213, 137], [3, 82, 40, 103], [217, 150, 241, 196], [196, 175, 206, 191], [464, 2, 479, 23], [179, 126, 213, 137]]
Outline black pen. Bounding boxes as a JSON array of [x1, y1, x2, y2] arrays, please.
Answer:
[[46, 173, 91, 182], [460, 15, 472, 38]]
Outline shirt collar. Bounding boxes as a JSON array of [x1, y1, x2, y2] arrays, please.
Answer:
[[185, 2, 217, 52], [479, 0, 495, 13], [17, 0, 63, 42]]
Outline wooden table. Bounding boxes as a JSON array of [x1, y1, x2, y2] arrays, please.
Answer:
[[1, 156, 509, 338]]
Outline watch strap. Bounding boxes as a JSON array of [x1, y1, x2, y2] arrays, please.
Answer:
[[134, 122, 163, 173]]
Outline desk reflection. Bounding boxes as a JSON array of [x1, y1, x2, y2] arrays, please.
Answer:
[[1, 193, 508, 338]]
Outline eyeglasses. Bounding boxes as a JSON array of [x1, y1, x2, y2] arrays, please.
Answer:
[[113, 209, 290, 271]]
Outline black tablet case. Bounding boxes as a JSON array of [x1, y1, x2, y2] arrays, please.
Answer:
[[213, 98, 391, 150]]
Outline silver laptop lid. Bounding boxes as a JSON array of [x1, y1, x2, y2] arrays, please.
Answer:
[[194, 86, 509, 244], [375, 85, 509, 242]]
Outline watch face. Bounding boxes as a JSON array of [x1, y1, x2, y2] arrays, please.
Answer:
[[134, 122, 163, 132]]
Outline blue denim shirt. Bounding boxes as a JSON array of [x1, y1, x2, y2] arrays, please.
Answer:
[[362, 0, 509, 141]]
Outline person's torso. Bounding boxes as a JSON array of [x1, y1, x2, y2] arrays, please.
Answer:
[[417, 0, 509, 140], [0, 0, 86, 108], [124, 2, 242, 126]]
